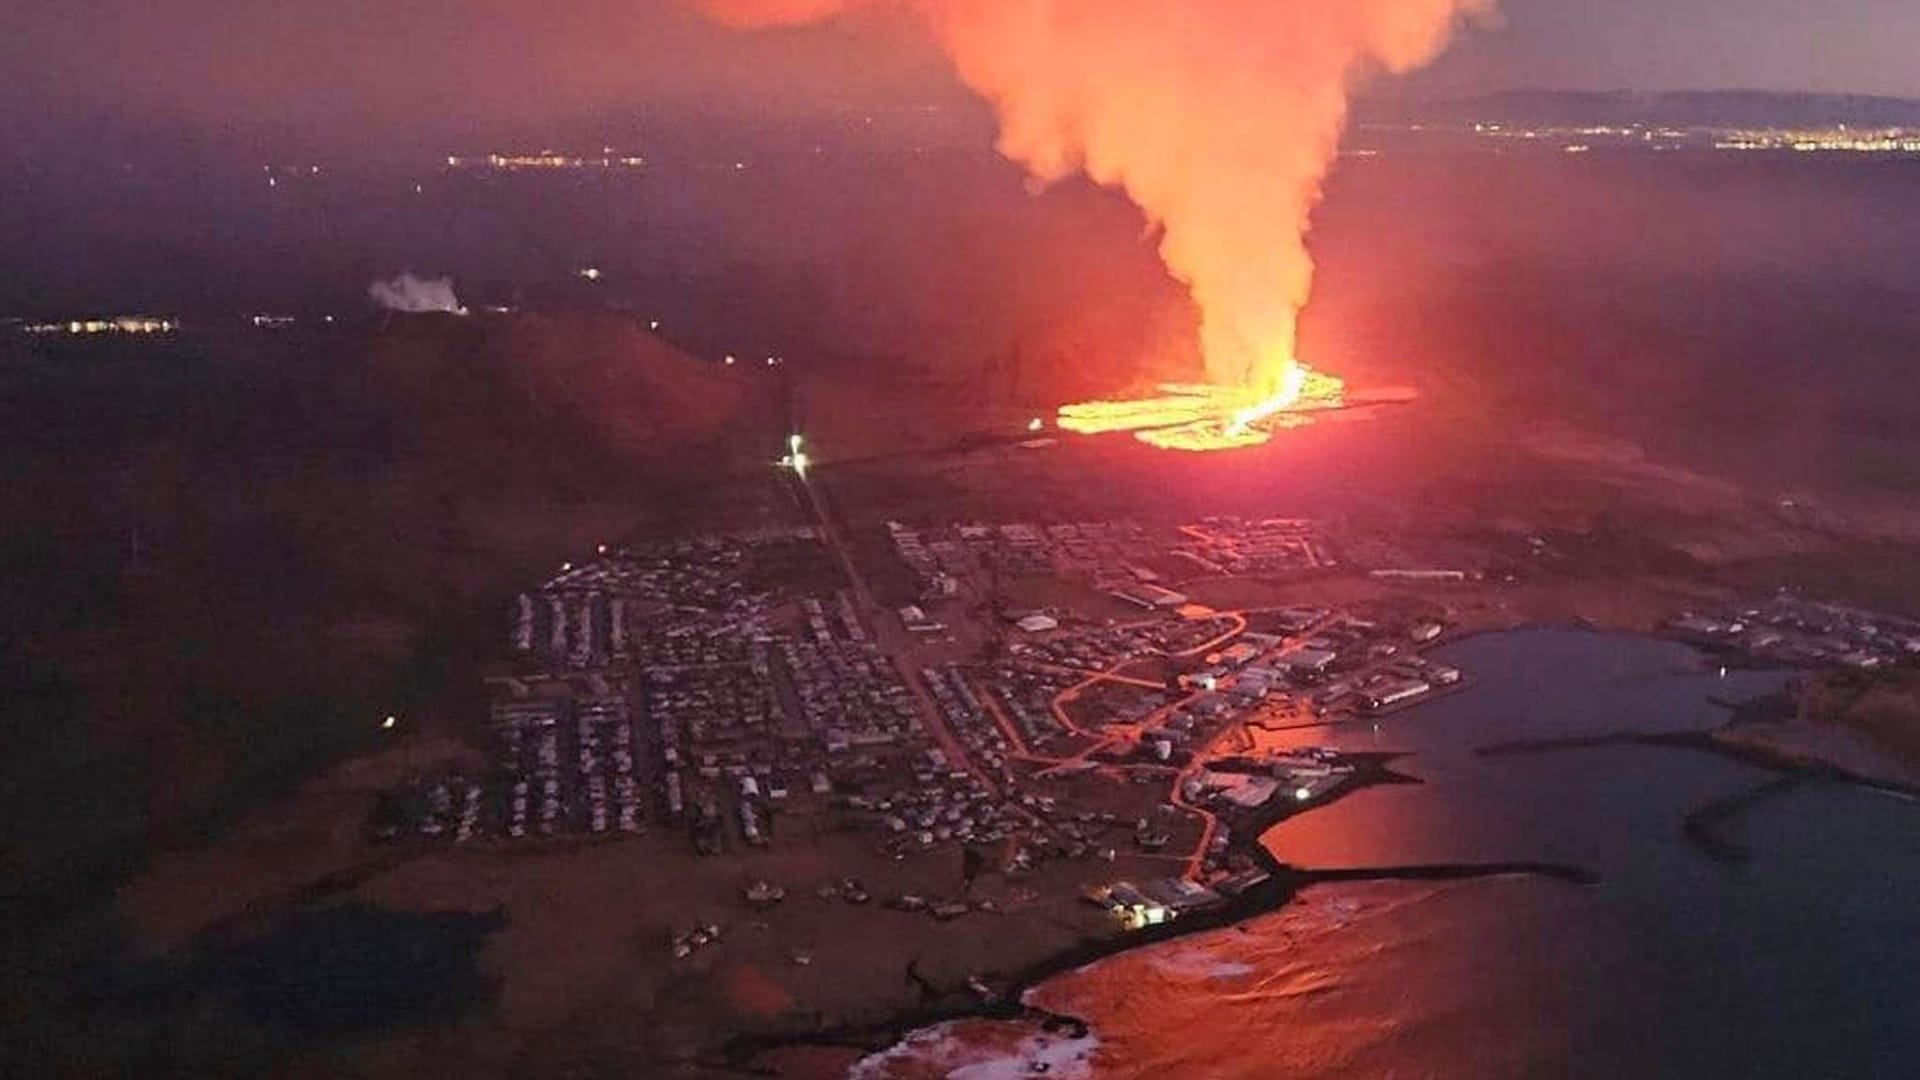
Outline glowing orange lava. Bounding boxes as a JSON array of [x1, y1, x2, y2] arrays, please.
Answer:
[[1058, 362, 1346, 451]]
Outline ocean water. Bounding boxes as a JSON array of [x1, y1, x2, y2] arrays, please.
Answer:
[[857, 631, 1920, 1079]]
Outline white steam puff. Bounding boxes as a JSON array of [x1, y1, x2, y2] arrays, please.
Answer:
[[702, 0, 1495, 395], [369, 272, 467, 315]]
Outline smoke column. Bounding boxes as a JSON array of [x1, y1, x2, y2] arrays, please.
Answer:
[[369, 272, 466, 315], [702, 0, 1492, 397]]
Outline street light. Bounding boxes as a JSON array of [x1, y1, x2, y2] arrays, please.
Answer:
[[780, 434, 811, 479]]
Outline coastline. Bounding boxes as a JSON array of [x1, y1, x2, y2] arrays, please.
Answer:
[[710, 752, 1599, 1076], [719, 633, 1920, 1077], [115, 625, 1919, 1079]]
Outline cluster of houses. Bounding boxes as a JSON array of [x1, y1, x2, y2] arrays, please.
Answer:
[[516, 530, 819, 668], [1205, 610, 1461, 716], [1669, 594, 1920, 671], [785, 637, 923, 755], [646, 627, 935, 854], [1319, 653, 1464, 715], [385, 773, 485, 844], [576, 692, 641, 836], [841, 760, 1022, 857], [1171, 517, 1335, 577], [976, 661, 1083, 752], [381, 672, 646, 845], [1007, 616, 1230, 672], [492, 696, 565, 839], [885, 519, 1188, 604], [388, 530, 964, 852], [1007, 628, 1138, 672], [1183, 749, 1356, 812], [383, 513, 1486, 948], [638, 611, 763, 667], [647, 659, 786, 831], [922, 665, 1015, 774], [1084, 877, 1225, 931], [486, 678, 643, 841]]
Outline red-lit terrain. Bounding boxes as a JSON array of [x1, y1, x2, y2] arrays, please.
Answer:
[[10, 139, 1920, 1079]]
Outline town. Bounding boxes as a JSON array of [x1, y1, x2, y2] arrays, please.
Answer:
[[1666, 594, 1920, 670], [373, 501, 1920, 952], [374, 513, 1484, 939]]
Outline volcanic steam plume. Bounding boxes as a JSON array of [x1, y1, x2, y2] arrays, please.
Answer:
[[369, 272, 467, 316], [702, 0, 1492, 449]]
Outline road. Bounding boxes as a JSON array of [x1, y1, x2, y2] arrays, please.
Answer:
[[1016, 604, 1410, 878], [1161, 610, 1343, 878], [1169, 611, 1248, 658], [787, 470, 1001, 798]]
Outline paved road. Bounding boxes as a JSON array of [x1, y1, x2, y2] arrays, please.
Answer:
[[789, 470, 1000, 797]]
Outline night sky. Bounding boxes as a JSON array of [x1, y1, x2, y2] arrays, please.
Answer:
[[5, 0, 1918, 140]]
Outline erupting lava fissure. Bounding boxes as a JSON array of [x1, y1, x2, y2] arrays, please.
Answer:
[[1057, 366, 1347, 451], [702, 0, 1493, 450]]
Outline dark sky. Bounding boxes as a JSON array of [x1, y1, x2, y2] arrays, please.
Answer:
[[5, 1, 1919, 141]]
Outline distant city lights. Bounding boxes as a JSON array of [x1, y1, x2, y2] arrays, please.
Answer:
[[20, 315, 177, 336], [443, 151, 647, 171], [1713, 128, 1920, 153], [1366, 121, 1920, 157]]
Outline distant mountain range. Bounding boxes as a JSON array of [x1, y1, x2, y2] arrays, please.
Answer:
[[1364, 90, 1920, 129]]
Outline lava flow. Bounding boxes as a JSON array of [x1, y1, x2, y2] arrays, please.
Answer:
[[702, 1, 1487, 453], [1057, 363, 1346, 451]]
